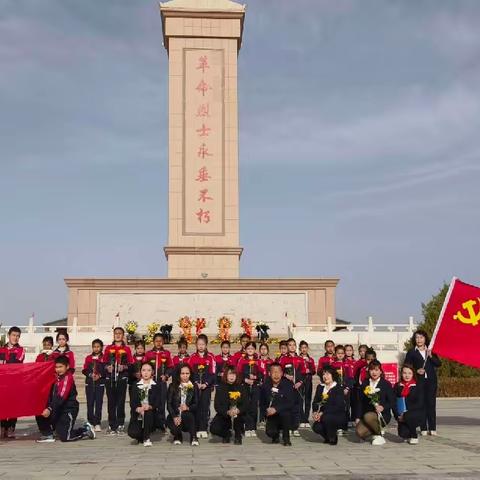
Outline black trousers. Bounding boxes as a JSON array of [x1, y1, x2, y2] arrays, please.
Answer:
[[300, 376, 313, 423], [105, 378, 128, 430], [36, 408, 87, 442], [245, 385, 260, 430], [128, 410, 155, 442], [166, 412, 196, 441], [399, 411, 423, 439], [85, 383, 104, 426], [291, 388, 301, 430], [196, 387, 212, 431], [265, 412, 290, 440], [1, 419, 17, 431], [156, 381, 167, 429], [312, 413, 345, 442], [421, 378, 437, 431], [210, 413, 244, 439]]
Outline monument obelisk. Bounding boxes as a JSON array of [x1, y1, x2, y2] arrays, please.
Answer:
[[160, 0, 245, 279]]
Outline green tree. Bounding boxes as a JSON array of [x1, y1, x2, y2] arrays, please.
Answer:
[[405, 283, 480, 378]]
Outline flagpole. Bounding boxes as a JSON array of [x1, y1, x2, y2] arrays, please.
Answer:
[[430, 277, 457, 351]]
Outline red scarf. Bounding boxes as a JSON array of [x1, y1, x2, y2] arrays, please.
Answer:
[[399, 379, 416, 397]]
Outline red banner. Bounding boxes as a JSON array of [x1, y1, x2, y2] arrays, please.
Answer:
[[382, 362, 398, 386], [431, 277, 480, 368], [0, 362, 55, 418]]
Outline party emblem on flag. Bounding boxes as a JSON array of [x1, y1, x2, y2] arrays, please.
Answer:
[[454, 298, 480, 326]]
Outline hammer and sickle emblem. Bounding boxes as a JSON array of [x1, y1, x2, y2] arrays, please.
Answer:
[[454, 298, 480, 327]]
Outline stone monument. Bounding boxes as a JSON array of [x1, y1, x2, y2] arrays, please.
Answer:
[[65, 0, 339, 337]]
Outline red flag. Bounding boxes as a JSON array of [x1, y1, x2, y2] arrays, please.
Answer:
[[431, 277, 480, 368], [0, 362, 55, 418]]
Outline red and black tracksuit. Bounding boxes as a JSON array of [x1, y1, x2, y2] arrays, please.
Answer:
[[237, 355, 264, 430], [144, 348, 174, 430], [278, 354, 304, 431], [36, 372, 89, 441], [316, 354, 335, 375], [51, 347, 76, 372], [35, 350, 54, 363], [0, 344, 25, 434], [82, 353, 105, 426], [299, 354, 315, 423], [103, 344, 133, 430], [214, 353, 233, 385], [188, 351, 216, 432], [172, 353, 190, 371]]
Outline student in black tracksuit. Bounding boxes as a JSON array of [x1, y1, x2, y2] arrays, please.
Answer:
[[36, 356, 95, 443], [260, 363, 295, 446], [311, 365, 346, 445], [405, 329, 441, 434], [166, 364, 199, 446], [82, 339, 105, 430], [128, 362, 162, 446], [210, 365, 247, 444], [355, 360, 397, 446], [394, 364, 424, 444]]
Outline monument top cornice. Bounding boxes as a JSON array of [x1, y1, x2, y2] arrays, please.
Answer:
[[160, 0, 245, 14]]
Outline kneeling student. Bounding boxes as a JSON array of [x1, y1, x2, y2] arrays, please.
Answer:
[[311, 365, 346, 445], [128, 362, 161, 447], [166, 364, 199, 446], [210, 365, 247, 444], [355, 360, 397, 446], [260, 362, 294, 446], [36, 356, 95, 443], [395, 364, 424, 444]]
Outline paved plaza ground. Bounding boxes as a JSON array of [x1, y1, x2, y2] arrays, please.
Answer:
[[1, 399, 480, 480]]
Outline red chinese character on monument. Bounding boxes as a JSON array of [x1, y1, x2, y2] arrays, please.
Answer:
[[196, 103, 210, 118], [196, 55, 210, 74], [196, 79, 211, 97], [197, 143, 213, 158], [196, 209, 211, 224], [196, 124, 211, 137], [198, 189, 213, 203], [196, 166, 211, 183]]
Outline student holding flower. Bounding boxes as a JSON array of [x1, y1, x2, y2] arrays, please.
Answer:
[[188, 334, 216, 438], [236, 341, 264, 437], [145, 333, 174, 431], [215, 340, 233, 385], [128, 362, 162, 447], [52, 332, 75, 372], [173, 337, 190, 370], [311, 365, 346, 445], [103, 327, 134, 435], [394, 364, 424, 444], [260, 363, 295, 446], [166, 364, 199, 446], [210, 365, 247, 444], [355, 360, 397, 446]]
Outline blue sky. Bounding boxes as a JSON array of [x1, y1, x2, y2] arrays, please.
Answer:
[[1, 0, 479, 325]]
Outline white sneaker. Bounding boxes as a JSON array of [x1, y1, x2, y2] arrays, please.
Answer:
[[191, 439, 199, 446], [371, 435, 386, 445], [117, 425, 125, 435], [408, 438, 419, 445], [292, 430, 300, 437], [199, 431, 208, 438], [143, 439, 152, 447], [430, 430, 437, 436], [245, 430, 251, 437], [173, 439, 182, 445], [337, 429, 344, 436], [250, 430, 257, 437], [420, 430, 428, 436], [36, 435, 55, 443]]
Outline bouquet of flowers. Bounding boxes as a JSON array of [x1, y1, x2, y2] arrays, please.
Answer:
[[241, 318, 253, 338], [195, 318, 207, 336], [180, 381, 194, 406], [197, 364, 205, 384], [364, 385, 386, 431], [228, 391, 241, 419], [269, 386, 279, 408], [138, 384, 151, 426], [217, 316, 232, 342], [179, 316, 193, 344], [125, 320, 138, 335]]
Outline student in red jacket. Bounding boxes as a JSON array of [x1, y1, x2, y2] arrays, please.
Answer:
[[231, 334, 251, 366], [237, 341, 264, 436], [298, 340, 315, 427], [317, 339, 336, 375], [35, 336, 55, 363], [172, 337, 190, 370], [145, 333, 173, 431], [103, 327, 134, 435], [82, 339, 105, 432], [0, 327, 25, 438], [188, 334, 216, 438], [36, 356, 95, 443], [215, 340, 232, 385], [51, 332, 75, 373]]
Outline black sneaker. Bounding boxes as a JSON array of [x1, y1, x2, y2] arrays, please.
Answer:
[[272, 435, 280, 444], [234, 436, 242, 445], [283, 437, 292, 446]]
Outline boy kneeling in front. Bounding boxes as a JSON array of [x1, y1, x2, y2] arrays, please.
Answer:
[[36, 355, 95, 443]]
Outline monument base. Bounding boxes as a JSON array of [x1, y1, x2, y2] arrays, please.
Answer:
[[65, 277, 338, 336]]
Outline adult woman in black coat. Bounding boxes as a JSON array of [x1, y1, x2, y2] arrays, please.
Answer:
[[166, 364, 199, 445], [128, 362, 162, 447], [394, 364, 424, 444], [405, 329, 441, 435], [355, 360, 397, 446], [210, 366, 248, 444], [311, 365, 346, 445]]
